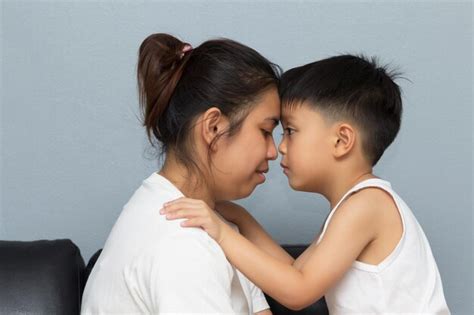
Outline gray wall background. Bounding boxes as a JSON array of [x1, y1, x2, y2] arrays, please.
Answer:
[[1, 1, 472, 313]]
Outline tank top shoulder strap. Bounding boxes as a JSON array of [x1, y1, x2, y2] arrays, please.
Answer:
[[316, 178, 393, 244]]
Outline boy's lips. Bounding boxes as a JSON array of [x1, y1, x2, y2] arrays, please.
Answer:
[[280, 163, 289, 174]]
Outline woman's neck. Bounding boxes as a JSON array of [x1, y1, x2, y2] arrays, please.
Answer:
[[158, 154, 216, 209]]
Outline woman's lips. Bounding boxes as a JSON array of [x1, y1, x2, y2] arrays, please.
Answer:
[[256, 169, 268, 182]]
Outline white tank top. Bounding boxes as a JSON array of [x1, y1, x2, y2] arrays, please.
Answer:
[[317, 178, 450, 314]]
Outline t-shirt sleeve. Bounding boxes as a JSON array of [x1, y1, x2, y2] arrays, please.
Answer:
[[235, 270, 270, 313], [222, 218, 270, 313], [250, 281, 270, 313], [123, 230, 235, 313]]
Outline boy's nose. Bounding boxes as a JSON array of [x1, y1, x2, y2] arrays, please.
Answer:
[[278, 137, 287, 155]]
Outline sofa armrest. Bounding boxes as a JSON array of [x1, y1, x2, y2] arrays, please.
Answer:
[[263, 244, 328, 315], [0, 239, 85, 315]]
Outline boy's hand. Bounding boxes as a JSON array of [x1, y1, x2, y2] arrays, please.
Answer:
[[160, 197, 231, 244]]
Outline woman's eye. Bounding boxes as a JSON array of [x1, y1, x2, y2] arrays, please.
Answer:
[[262, 129, 272, 136]]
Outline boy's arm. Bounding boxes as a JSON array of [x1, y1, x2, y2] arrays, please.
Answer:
[[161, 192, 377, 310], [217, 191, 378, 309], [216, 201, 294, 265]]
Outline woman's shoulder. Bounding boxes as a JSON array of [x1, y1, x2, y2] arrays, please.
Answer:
[[124, 229, 233, 282], [123, 172, 184, 211]]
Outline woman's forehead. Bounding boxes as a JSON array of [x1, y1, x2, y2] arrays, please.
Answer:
[[248, 88, 281, 122]]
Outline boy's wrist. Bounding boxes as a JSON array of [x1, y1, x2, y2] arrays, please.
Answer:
[[218, 222, 234, 246]]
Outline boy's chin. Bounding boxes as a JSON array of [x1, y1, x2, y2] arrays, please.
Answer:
[[288, 178, 312, 192], [288, 178, 301, 191]]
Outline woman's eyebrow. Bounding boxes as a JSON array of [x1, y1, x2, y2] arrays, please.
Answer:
[[264, 117, 280, 126]]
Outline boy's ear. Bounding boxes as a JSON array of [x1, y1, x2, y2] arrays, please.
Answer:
[[333, 123, 356, 158], [200, 107, 229, 150]]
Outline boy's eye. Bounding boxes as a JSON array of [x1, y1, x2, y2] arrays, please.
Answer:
[[262, 129, 273, 136], [281, 127, 294, 136]]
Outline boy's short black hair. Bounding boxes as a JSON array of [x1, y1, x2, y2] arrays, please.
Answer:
[[279, 54, 402, 166]]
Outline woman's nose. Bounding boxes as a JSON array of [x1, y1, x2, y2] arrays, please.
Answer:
[[267, 138, 278, 160]]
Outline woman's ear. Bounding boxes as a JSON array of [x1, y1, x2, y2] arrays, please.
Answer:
[[200, 107, 229, 149], [333, 123, 356, 158]]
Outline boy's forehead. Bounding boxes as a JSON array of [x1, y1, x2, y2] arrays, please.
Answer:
[[281, 101, 309, 120], [281, 101, 332, 127], [280, 109, 292, 121]]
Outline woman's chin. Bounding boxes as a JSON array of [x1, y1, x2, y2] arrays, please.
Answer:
[[228, 185, 255, 201], [225, 176, 266, 200]]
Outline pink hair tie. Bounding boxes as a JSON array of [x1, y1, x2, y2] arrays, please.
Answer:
[[180, 44, 193, 59]]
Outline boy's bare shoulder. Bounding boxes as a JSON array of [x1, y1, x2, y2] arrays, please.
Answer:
[[335, 187, 399, 236], [333, 187, 397, 230], [318, 188, 392, 259], [346, 187, 396, 211]]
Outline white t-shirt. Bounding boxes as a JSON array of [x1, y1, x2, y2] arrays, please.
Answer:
[[317, 178, 450, 314], [81, 172, 269, 314]]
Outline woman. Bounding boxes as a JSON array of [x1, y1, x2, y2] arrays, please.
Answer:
[[81, 33, 281, 314]]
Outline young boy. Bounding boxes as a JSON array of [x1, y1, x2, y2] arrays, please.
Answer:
[[161, 55, 450, 314]]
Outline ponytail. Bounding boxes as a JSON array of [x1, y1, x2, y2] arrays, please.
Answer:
[[137, 33, 192, 141]]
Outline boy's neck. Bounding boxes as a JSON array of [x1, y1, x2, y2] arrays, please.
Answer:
[[324, 168, 376, 209], [158, 152, 216, 209]]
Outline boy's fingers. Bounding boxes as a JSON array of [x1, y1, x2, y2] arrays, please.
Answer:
[[180, 218, 205, 228], [161, 202, 210, 214], [165, 209, 199, 220], [163, 201, 191, 209], [161, 203, 194, 213], [163, 200, 202, 210]]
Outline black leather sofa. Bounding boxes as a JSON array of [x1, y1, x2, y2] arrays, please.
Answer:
[[0, 239, 328, 314]]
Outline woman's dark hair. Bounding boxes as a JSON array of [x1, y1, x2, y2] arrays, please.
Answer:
[[137, 33, 280, 176], [279, 54, 403, 166]]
